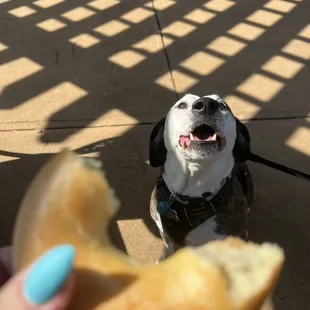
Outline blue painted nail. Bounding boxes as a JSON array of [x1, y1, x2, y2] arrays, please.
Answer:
[[23, 245, 75, 305]]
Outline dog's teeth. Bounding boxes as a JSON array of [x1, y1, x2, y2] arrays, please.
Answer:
[[190, 133, 194, 140], [212, 133, 217, 141]]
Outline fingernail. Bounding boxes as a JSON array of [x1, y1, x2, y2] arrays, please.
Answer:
[[23, 245, 75, 305]]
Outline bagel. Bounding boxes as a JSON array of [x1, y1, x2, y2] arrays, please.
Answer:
[[12, 149, 284, 310]]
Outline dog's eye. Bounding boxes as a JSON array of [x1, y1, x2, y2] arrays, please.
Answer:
[[177, 102, 187, 109]]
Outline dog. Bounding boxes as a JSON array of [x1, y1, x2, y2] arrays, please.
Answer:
[[149, 94, 254, 260]]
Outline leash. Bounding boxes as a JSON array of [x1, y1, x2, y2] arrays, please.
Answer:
[[248, 152, 310, 182]]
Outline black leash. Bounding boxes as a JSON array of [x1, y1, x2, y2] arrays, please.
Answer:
[[248, 152, 310, 182]]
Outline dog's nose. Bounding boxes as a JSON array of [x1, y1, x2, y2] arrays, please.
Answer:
[[205, 98, 219, 114], [192, 98, 219, 115], [192, 99, 205, 113]]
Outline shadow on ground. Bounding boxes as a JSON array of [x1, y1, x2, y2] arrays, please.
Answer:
[[0, 0, 309, 308]]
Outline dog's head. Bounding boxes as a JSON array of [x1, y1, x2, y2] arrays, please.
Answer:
[[149, 94, 250, 167]]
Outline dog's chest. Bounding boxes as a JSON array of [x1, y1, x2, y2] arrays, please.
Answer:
[[164, 157, 234, 197], [154, 178, 230, 246], [152, 163, 253, 246]]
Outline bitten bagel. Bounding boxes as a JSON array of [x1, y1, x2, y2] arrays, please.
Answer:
[[12, 150, 284, 310]]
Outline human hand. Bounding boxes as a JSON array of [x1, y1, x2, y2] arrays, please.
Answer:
[[0, 245, 75, 310]]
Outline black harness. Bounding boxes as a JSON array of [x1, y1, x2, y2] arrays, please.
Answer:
[[155, 175, 232, 246]]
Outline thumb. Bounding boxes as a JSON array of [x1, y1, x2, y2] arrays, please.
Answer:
[[0, 245, 75, 310]]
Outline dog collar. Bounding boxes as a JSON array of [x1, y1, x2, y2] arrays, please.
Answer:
[[156, 173, 231, 207]]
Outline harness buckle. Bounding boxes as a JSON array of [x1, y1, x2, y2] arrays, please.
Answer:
[[157, 195, 180, 222]]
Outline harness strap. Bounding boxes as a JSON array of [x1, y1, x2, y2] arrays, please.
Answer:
[[156, 174, 231, 205], [155, 174, 232, 245]]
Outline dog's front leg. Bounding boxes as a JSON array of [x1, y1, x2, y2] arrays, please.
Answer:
[[158, 231, 175, 262], [155, 216, 176, 262], [151, 200, 177, 261]]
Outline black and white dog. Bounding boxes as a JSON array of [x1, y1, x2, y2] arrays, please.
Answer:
[[149, 94, 254, 260]]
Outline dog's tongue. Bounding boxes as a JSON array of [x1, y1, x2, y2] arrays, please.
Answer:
[[180, 136, 190, 148], [180, 132, 216, 148]]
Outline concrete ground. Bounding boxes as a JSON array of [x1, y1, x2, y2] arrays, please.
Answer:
[[0, 0, 309, 308]]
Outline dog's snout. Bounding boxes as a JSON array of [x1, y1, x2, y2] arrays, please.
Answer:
[[192, 98, 220, 115], [192, 99, 205, 113]]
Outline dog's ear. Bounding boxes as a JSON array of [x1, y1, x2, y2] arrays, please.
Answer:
[[149, 117, 167, 167], [233, 118, 251, 163]]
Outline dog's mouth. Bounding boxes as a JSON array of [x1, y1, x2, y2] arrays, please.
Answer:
[[179, 124, 224, 150]]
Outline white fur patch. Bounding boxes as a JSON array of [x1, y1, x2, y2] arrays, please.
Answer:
[[185, 215, 227, 246], [162, 93, 236, 197]]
